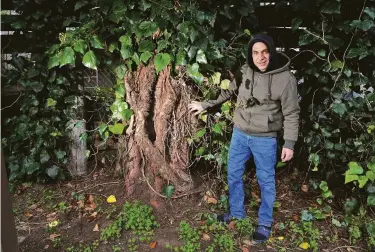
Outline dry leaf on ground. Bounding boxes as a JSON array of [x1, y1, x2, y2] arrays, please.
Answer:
[[93, 224, 99, 232], [149, 241, 157, 249]]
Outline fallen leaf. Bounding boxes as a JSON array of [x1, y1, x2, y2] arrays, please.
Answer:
[[150, 200, 160, 209], [29, 204, 38, 210], [48, 220, 59, 228], [88, 195, 95, 204], [149, 241, 157, 249], [93, 224, 99, 232], [206, 197, 217, 204], [152, 28, 161, 40], [200, 220, 206, 226], [49, 233, 61, 240], [241, 247, 249, 252], [301, 184, 309, 192], [292, 215, 299, 221], [25, 211, 32, 217], [88, 212, 98, 221], [202, 233, 210, 241], [77, 200, 84, 208], [44, 245, 49, 249], [46, 212, 57, 222], [228, 221, 236, 230], [107, 195, 117, 203], [299, 242, 310, 250], [277, 236, 284, 241]]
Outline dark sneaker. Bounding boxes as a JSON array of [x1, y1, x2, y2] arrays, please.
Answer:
[[253, 225, 271, 243], [217, 213, 231, 224]]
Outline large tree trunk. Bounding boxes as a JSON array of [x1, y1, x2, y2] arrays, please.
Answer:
[[121, 64, 198, 196]]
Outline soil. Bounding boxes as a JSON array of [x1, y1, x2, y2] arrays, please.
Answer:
[[12, 165, 371, 252]]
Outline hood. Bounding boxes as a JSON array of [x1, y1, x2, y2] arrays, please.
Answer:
[[247, 34, 290, 74]]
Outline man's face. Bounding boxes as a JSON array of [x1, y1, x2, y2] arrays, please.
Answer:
[[252, 42, 270, 72]]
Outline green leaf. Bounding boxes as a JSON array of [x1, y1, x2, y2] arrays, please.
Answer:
[[90, 35, 104, 49], [120, 46, 133, 60], [196, 49, 207, 64], [301, 210, 314, 221], [163, 184, 175, 199], [140, 52, 153, 63], [115, 65, 126, 79], [84, 150, 90, 159], [351, 20, 374, 31], [194, 129, 206, 139], [137, 21, 158, 37], [55, 150, 66, 160], [82, 50, 97, 70], [291, 18, 302, 32], [115, 85, 125, 98], [358, 176, 368, 188], [331, 102, 347, 116], [139, 40, 155, 52], [98, 123, 107, 136], [368, 162, 375, 172], [108, 42, 119, 53], [27, 69, 40, 79], [121, 109, 134, 121], [154, 53, 171, 73], [187, 63, 204, 84], [220, 79, 230, 89], [321, 2, 341, 14], [59, 47, 75, 67], [40, 151, 50, 164], [48, 55, 60, 69], [345, 174, 359, 184], [74, 0, 88, 11], [176, 50, 186, 66], [368, 194, 375, 206], [212, 123, 223, 135], [47, 98, 57, 107], [276, 162, 287, 168], [47, 165, 59, 179], [132, 53, 140, 65], [344, 198, 358, 213], [366, 171, 375, 182], [364, 7, 375, 19], [108, 123, 125, 135], [119, 35, 132, 47], [157, 40, 168, 52], [332, 218, 342, 227], [73, 39, 87, 54], [319, 181, 329, 192], [209, 72, 221, 85], [347, 162, 364, 175], [346, 47, 369, 60], [30, 81, 44, 93], [367, 185, 375, 193], [189, 28, 199, 43]]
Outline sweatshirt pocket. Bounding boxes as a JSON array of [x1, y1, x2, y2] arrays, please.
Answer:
[[251, 113, 269, 131], [268, 113, 283, 131]]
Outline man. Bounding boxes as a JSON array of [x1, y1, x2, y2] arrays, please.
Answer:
[[189, 34, 300, 242]]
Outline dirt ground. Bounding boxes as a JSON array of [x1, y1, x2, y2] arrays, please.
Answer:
[[12, 165, 371, 252]]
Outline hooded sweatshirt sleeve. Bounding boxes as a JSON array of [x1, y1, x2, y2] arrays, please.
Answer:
[[200, 67, 242, 109], [281, 75, 300, 150]]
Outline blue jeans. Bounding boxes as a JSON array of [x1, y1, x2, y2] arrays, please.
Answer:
[[228, 128, 277, 227]]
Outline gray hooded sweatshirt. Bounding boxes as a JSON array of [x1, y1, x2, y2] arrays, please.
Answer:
[[202, 35, 300, 150]]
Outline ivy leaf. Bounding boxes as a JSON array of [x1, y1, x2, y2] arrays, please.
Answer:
[[154, 53, 171, 73], [47, 98, 57, 107], [55, 150, 66, 160], [162, 184, 175, 199], [139, 40, 155, 52], [59, 47, 75, 67], [108, 42, 119, 53], [220, 79, 230, 89], [301, 210, 314, 221], [140, 51, 153, 63], [366, 171, 375, 182], [98, 123, 107, 136], [358, 176, 368, 188], [351, 20, 374, 31], [30, 81, 44, 93], [364, 7, 375, 19], [140, 0, 151, 11], [121, 109, 134, 121], [209, 72, 221, 85], [291, 18, 302, 31], [196, 49, 207, 64], [187, 63, 204, 84], [212, 123, 223, 135], [119, 35, 132, 47], [90, 35, 104, 49], [332, 218, 342, 227], [157, 40, 168, 52], [176, 50, 187, 66], [82, 50, 97, 70], [368, 194, 375, 206], [47, 165, 59, 179], [132, 53, 140, 65], [321, 2, 341, 14], [48, 55, 60, 69], [73, 39, 87, 54], [120, 46, 133, 60], [194, 129, 206, 139], [331, 102, 347, 116], [344, 198, 358, 213], [40, 151, 51, 164], [346, 47, 369, 60], [115, 65, 126, 79], [108, 123, 125, 135], [276, 161, 287, 168], [74, 1, 88, 11], [347, 162, 364, 175]]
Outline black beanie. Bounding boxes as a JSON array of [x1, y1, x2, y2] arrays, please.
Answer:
[[248, 34, 279, 72]]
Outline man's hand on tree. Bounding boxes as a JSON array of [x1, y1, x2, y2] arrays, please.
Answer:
[[188, 101, 206, 116], [281, 148, 294, 162]]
